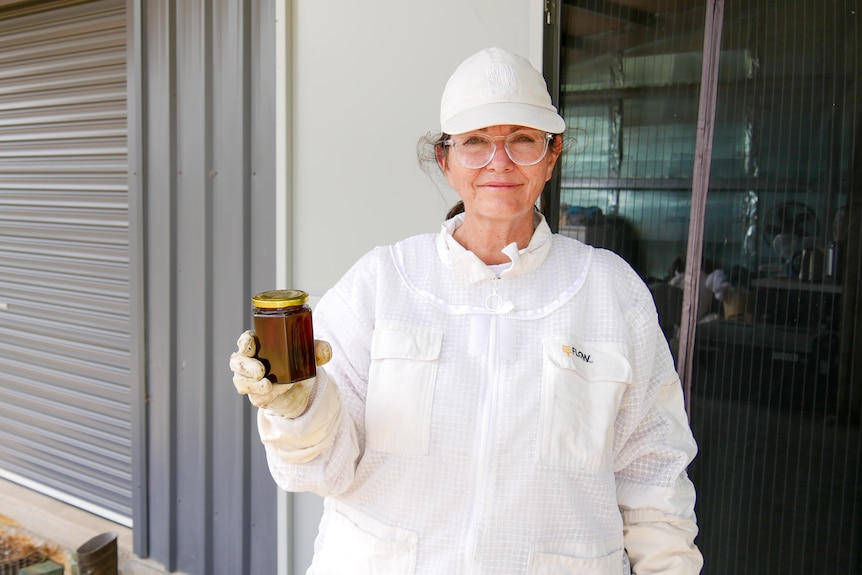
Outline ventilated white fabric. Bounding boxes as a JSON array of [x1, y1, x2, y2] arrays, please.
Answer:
[[258, 213, 703, 575]]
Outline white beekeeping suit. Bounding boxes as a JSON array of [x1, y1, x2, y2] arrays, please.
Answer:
[[236, 213, 701, 575], [231, 45, 702, 575]]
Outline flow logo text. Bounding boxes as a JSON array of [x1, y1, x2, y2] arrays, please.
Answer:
[[562, 344, 593, 364]]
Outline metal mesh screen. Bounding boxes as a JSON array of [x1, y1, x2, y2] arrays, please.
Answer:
[[554, 0, 861, 572]]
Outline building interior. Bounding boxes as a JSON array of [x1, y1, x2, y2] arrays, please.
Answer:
[[549, 0, 861, 571]]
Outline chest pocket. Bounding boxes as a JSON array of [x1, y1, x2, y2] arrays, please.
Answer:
[[538, 337, 633, 472], [366, 322, 443, 455]]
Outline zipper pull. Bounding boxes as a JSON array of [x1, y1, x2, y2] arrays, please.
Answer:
[[484, 279, 514, 313]]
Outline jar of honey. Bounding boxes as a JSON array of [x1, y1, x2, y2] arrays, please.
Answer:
[[251, 289, 316, 384]]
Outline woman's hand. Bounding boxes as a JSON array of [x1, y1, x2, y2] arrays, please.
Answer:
[[230, 330, 331, 418]]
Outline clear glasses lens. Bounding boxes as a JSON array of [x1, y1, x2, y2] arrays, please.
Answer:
[[448, 130, 552, 169]]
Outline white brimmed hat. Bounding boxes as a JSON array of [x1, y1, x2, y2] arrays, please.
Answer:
[[440, 47, 566, 135]]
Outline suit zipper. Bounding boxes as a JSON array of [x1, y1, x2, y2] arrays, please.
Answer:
[[464, 312, 499, 574]]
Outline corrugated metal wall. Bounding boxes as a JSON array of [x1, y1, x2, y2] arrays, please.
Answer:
[[0, 0, 131, 524], [0, 0, 282, 572], [131, 0, 281, 573]]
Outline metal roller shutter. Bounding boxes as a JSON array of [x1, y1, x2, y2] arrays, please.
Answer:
[[0, 0, 130, 525]]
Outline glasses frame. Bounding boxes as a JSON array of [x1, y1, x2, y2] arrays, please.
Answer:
[[443, 130, 555, 169]]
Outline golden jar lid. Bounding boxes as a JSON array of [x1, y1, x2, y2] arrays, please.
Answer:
[[252, 289, 308, 309]]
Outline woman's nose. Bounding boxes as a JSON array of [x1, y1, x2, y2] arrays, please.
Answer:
[[487, 140, 514, 168]]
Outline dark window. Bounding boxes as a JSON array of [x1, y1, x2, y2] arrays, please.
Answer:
[[547, 1, 862, 572]]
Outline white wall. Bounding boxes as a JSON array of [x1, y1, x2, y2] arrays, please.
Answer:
[[275, 0, 544, 573], [277, 2, 546, 572], [289, 0, 546, 297]]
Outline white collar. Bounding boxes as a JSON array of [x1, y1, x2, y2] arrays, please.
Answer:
[[435, 212, 554, 286]]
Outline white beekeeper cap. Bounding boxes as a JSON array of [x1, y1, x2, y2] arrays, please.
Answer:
[[440, 47, 566, 135]]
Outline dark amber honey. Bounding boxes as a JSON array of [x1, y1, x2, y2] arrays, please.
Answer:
[[252, 290, 316, 384]]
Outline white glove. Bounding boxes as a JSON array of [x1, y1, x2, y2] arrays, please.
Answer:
[[230, 330, 331, 418]]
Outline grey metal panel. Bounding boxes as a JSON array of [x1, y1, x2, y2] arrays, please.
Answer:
[[125, 0, 148, 558], [135, 0, 278, 573], [0, 0, 131, 523], [172, 0, 213, 570], [246, 2, 281, 574], [138, 0, 177, 568], [210, 1, 276, 573]]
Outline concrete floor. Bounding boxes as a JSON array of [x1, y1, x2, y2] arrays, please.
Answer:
[[689, 362, 862, 574], [0, 477, 177, 575]]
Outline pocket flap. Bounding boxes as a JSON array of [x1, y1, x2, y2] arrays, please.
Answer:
[[313, 500, 417, 574], [543, 336, 633, 384], [529, 548, 625, 575], [371, 322, 443, 361]]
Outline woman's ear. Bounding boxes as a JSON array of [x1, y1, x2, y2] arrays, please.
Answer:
[[436, 144, 448, 172], [550, 134, 563, 161], [544, 135, 563, 182]]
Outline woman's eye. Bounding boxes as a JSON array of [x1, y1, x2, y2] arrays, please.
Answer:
[[511, 132, 538, 143], [462, 136, 488, 146]]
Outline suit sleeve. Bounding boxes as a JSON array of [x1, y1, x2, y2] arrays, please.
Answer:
[[256, 249, 382, 498], [614, 279, 703, 575]]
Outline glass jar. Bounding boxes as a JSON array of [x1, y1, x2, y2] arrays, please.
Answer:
[[251, 289, 316, 384]]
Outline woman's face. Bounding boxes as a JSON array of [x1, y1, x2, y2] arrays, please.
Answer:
[[438, 124, 561, 225]]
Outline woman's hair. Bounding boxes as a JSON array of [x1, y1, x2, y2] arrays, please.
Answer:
[[445, 200, 465, 219], [416, 132, 450, 180]]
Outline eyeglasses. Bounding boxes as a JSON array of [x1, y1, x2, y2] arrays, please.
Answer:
[[444, 130, 554, 169]]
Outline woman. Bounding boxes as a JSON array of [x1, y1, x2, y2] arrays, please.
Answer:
[[231, 47, 703, 574]]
